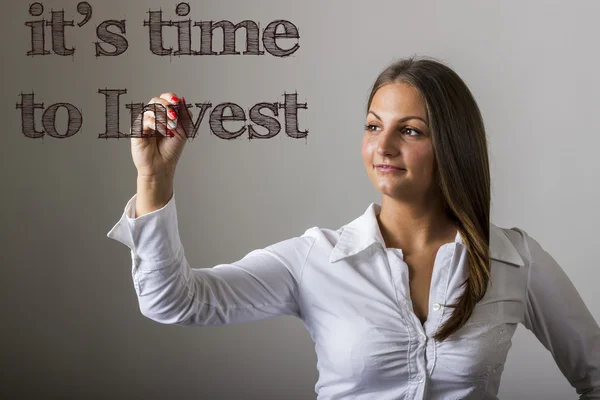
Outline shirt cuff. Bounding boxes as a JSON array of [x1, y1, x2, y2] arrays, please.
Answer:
[[106, 192, 183, 265]]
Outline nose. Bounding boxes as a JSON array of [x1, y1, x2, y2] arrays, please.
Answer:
[[376, 128, 399, 157]]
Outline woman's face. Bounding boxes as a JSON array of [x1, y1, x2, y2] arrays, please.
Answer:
[[362, 82, 436, 201]]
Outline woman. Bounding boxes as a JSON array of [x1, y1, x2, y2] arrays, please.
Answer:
[[107, 56, 600, 399]]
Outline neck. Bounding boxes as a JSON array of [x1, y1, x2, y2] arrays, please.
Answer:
[[377, 194, 456, 252]]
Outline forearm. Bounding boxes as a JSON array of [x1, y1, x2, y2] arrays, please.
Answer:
[[136, 174, 174, 217]]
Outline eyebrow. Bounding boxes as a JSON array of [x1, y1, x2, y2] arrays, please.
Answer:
[[368, 110, 428, 127]]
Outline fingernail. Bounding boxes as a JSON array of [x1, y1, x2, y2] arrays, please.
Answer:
[[168, 130, 175, 137], [169, 95, 179, 105], [168, 109, 177, 120]]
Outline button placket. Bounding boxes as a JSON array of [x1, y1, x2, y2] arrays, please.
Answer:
[[426, 244, 457, 336], [385, 248, 410, 319]]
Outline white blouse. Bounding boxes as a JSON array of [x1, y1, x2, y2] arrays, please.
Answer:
[[107, 192, 600, 399]]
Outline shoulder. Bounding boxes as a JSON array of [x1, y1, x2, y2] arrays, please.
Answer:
[[302, 226, 344, 244], [491, 224, 556, 268], [490, 223, 532, 267], [497, 225, 553, 266], [259, 226, 339, 260], [262, 227, 319, 257]]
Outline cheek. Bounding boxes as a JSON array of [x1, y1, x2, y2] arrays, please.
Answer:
[[361, 138, 370, 160], [409, 147, 434, 171]]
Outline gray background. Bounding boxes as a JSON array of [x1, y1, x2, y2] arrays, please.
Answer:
[[2, 0, 599, 399]]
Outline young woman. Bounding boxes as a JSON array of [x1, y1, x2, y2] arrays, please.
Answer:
[[107, 56, 600, 399]]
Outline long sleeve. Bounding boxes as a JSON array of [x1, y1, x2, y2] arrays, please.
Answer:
[[106, 192, 316, 326], [521, 230, 600, 399]]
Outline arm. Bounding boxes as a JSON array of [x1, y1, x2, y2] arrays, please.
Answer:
[[106, 192, 316, 326], [520, 230, 600, 399]]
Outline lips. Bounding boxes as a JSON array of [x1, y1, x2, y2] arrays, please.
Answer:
[[375, 164, 404, 170]]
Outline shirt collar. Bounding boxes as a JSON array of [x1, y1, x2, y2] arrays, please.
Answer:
[[329, 202, 525, 267]]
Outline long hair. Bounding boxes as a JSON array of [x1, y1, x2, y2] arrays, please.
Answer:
[[366, 55, 492, 342]]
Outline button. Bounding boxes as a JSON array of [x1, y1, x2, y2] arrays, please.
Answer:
[[432, 303, 441, 311], [419, 334, 427, 342], [416, 375, 424, 383]]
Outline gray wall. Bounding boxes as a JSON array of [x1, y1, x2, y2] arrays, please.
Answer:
[[2, 0, 598, 398]]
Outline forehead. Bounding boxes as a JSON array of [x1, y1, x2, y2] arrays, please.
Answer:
[[369, 83, 427, 120]]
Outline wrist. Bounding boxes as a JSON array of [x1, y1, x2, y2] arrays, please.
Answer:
[[135, 175, 174, 217], [137, 168, 174, 184]]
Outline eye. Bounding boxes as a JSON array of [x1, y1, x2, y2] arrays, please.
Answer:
[[403, 127, 422, 136], [364, 124, 422, 137]]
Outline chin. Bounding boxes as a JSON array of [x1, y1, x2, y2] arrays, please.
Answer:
[[374, 184, 402, 196]]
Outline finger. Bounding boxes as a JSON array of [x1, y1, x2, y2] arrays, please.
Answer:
[[173, 96, 194, 138], [130, 112, 156, 139], [158, 93, 184, 135], [129, 98, 168, 144], [142, 113, 169, 137], [130, 111, 157, 146], [146, 97, 172, 131], [159, 92, 181, 106]]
